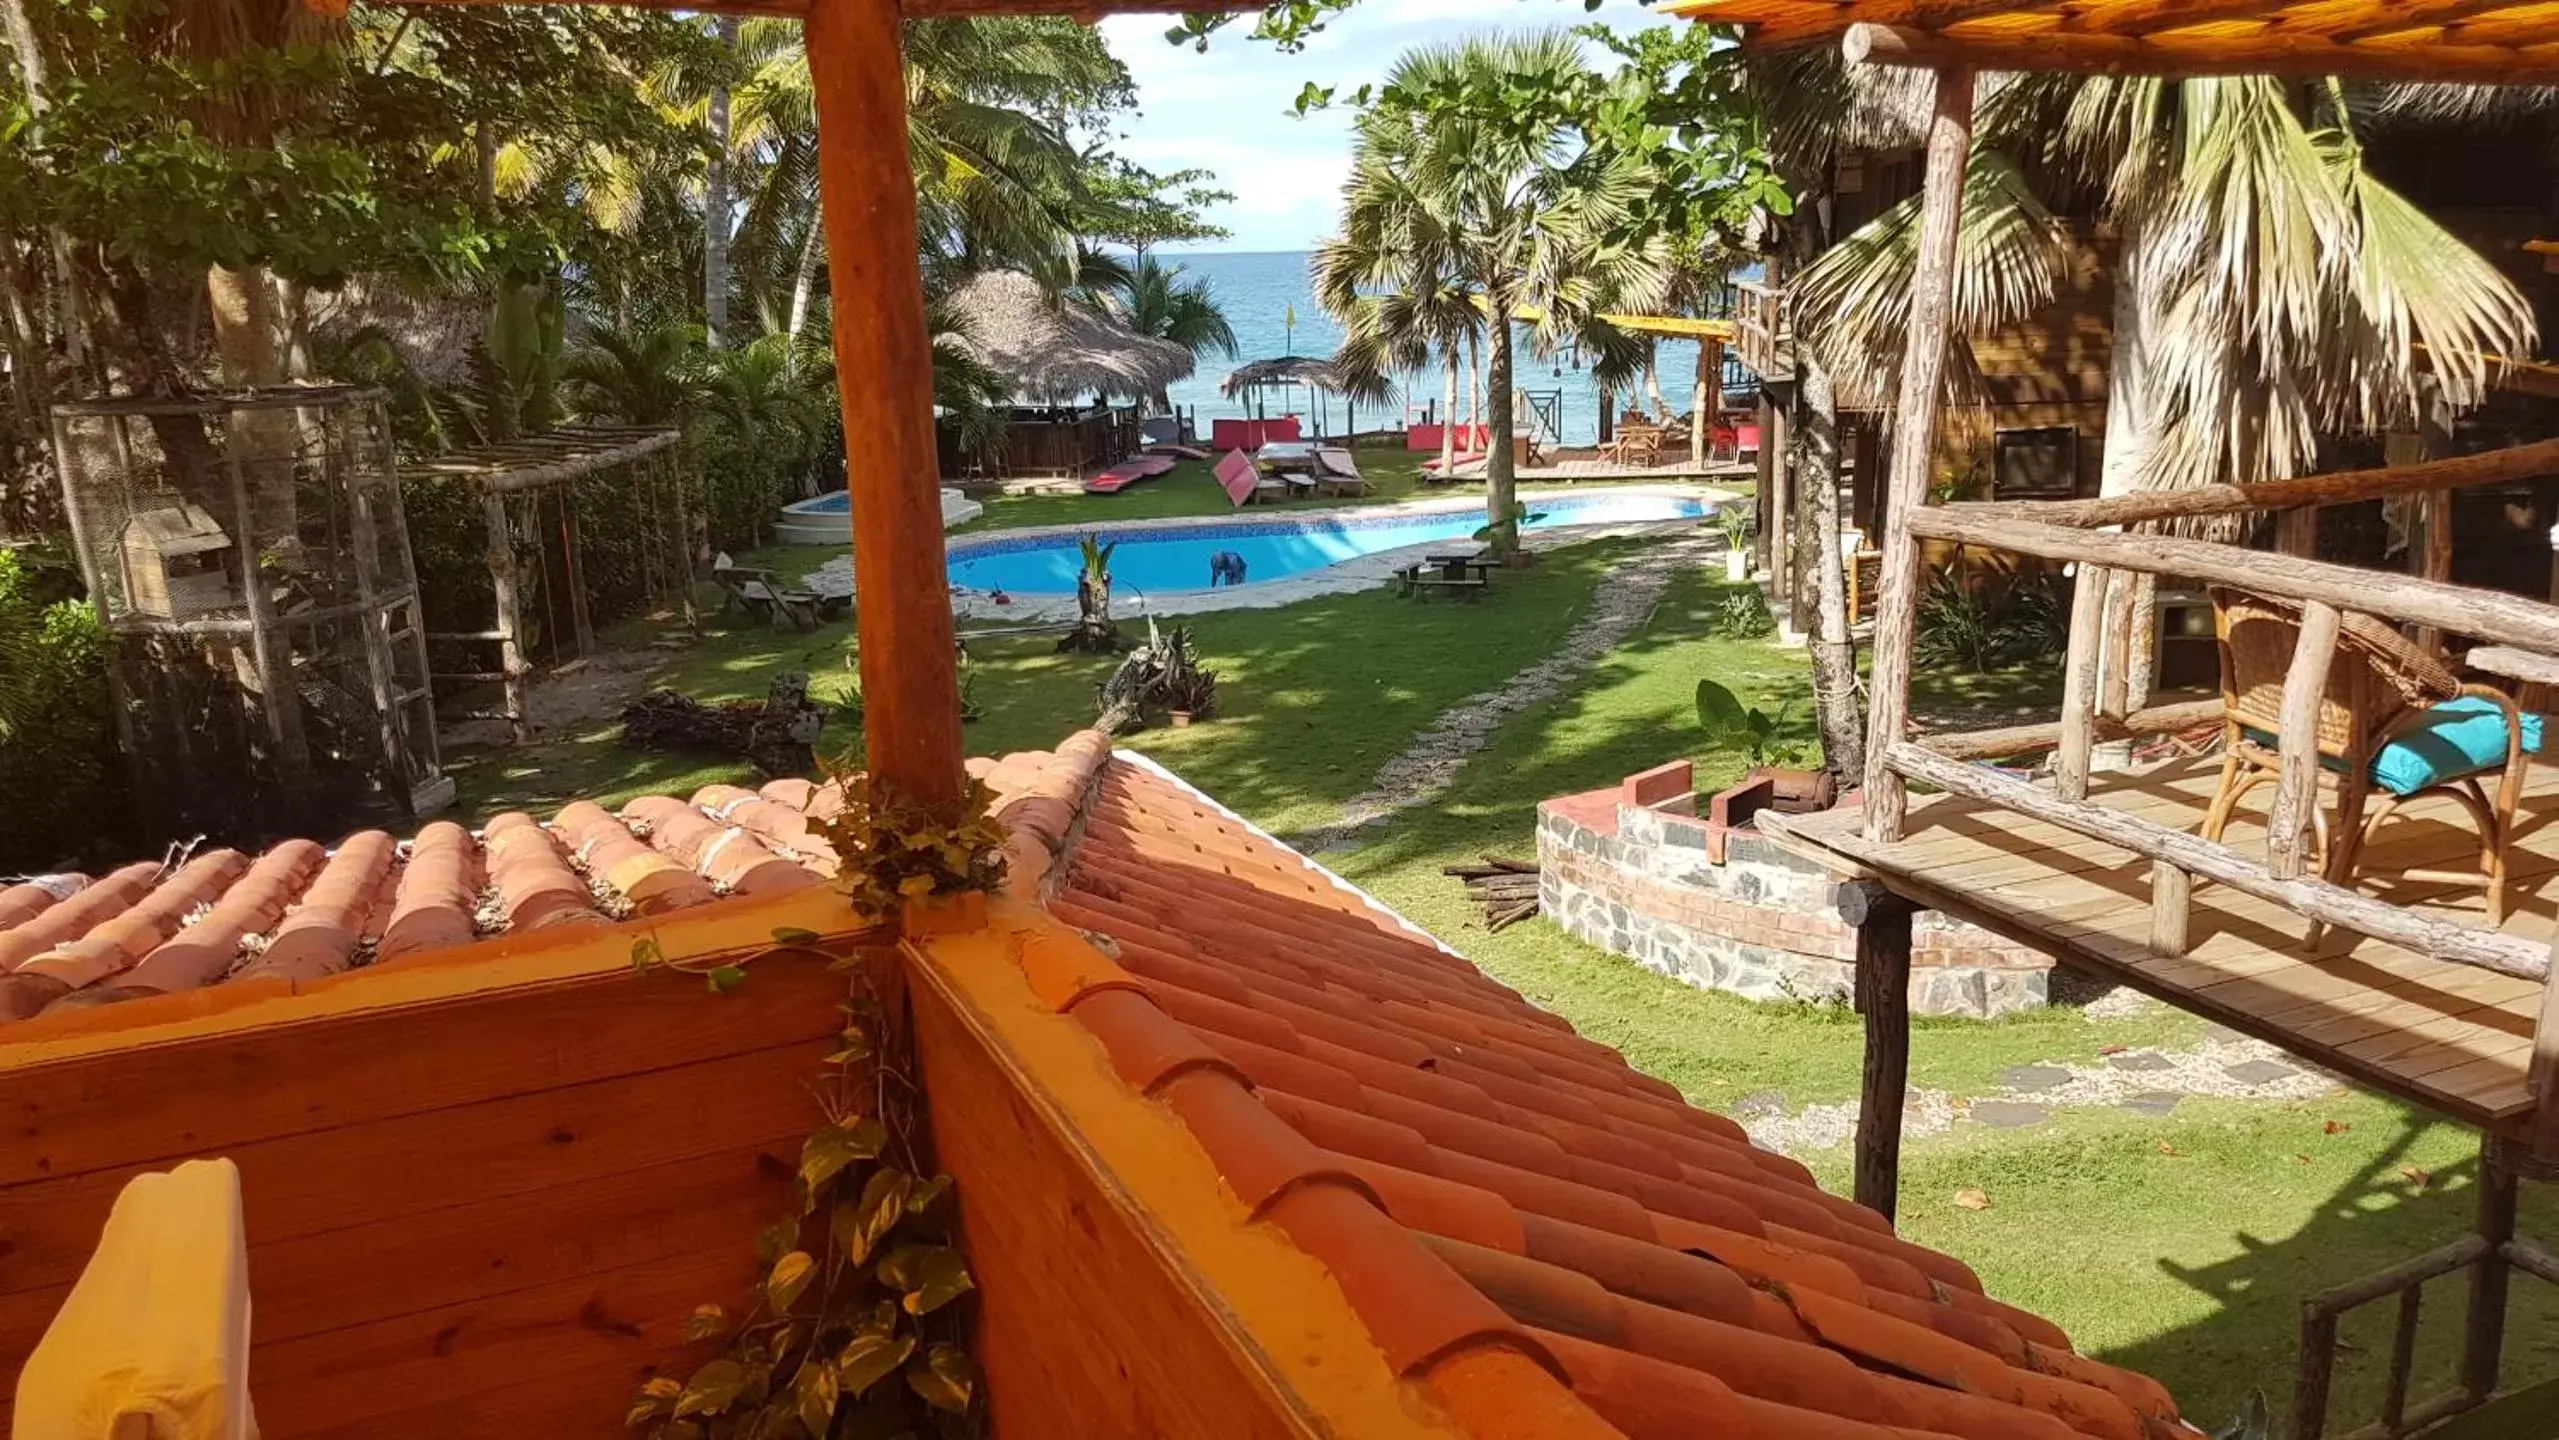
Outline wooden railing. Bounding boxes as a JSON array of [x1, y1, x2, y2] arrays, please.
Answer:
[[1732, 278, 1791, 381], [2293, 1140, 2559, 1439], [1859, 436, 2559, 1152]]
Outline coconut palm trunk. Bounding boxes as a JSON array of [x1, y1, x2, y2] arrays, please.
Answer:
[[1440, 351, 1459, 477], [2093, 213, 2156, 728], [1484, 311, 1519, 558], [1795, 355, 1862, 777], [1466, 330, 1482, 447], [705, 15, 739, 348]]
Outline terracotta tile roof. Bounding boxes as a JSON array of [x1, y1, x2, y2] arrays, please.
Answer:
[[967, 732, 2196, 1440], [0, 783, 842, 1027]]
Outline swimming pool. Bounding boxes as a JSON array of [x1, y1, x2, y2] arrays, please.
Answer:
[[944, 492, 1712, 595]]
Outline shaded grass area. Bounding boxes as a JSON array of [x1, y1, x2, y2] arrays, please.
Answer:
[[445, 535, 1633, 829], [442, 533, 2559, 1427]]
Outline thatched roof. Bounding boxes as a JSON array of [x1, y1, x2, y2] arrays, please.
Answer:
[[1221, 355, 1392, 406], [944, 270, 1194, 405]]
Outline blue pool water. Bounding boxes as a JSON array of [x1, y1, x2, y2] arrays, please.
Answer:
[[944, 493, 1710, 596]]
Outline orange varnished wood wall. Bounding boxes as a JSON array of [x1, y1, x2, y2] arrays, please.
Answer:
[[0, 951, 860, 1437], [910, 970, 1313, 1440]]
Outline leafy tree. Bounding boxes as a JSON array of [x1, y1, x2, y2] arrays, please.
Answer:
[[1081, 159, 1235, 255]]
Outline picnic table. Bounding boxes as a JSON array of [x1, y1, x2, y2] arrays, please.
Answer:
[[1395, 552, 1494, 600], [1253, 440, 1321, 499]]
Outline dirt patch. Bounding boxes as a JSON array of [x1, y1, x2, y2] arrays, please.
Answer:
[[442, 651, 675, 748]]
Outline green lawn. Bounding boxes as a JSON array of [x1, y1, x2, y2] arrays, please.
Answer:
[[440, 524, 2559, 1432]]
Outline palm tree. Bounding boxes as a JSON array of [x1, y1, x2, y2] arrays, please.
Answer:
[[1793, 72, 2533, 498], [1799, 70, 2533, 722], [1342, 32, 1672, 557], [1315, 143, 1479, 481], [1095, 255, 1236, 413]]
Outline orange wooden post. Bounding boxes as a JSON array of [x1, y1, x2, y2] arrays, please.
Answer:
[[806, 0, 965, 808]]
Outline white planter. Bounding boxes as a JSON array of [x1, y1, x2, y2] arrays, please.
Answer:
[[1724, 550, 1751, 583]]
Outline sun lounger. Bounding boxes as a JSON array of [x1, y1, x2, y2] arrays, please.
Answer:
[[1214, 448, 1261, 507], [1083, 453, 1177, 494], [1422, 450, 1487, 482], [1313, 447, 1369, 497]]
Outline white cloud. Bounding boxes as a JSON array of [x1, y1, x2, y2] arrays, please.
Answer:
[[1094, 0, 1675, 252]]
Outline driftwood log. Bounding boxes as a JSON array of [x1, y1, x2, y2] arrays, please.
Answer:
[[1445, 855, 1542, 932], [622, 672, 826, 778]]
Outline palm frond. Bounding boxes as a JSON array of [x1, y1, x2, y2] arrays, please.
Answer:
[[1794, 146, 2070, 411]]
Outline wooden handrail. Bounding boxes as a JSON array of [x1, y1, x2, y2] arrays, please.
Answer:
[[1952, 436, 2559, 529], [1904, 508, 2559, 655], [1913, 698, 2226, 761], [1884, 743, 2552, 981]]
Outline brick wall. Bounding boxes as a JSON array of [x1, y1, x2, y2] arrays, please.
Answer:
[[1537, 773, 2052, 1018]]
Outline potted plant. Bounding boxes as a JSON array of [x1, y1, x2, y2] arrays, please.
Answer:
[[1695, 678, 1833, 814], [1717, 503, 1755, 583]]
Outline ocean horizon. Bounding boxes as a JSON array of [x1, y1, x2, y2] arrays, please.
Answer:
[[1152, 249, 1725, 450]]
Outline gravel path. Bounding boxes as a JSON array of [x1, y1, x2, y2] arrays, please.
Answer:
[[1296, 527, 1722, 854], [1741, 990, 2339, 1156]]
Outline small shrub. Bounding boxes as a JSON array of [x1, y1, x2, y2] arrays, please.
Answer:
[[1913, 566, 2067, 673], [0, 548, 123, 869], [1714, 590, 1775, 639]]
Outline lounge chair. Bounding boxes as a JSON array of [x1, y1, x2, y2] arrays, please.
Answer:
[[1083, 454, 1175, 494], [1313, 447, 1369, 497], [1214, 448, 1263, 507]]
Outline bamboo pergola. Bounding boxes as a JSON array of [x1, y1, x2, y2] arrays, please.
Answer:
[[1673, 4, 2559, 1435], [399, 426, 684, 741]]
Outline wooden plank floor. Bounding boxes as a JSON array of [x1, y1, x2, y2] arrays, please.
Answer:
[[1767, 758, 2559, 1129]]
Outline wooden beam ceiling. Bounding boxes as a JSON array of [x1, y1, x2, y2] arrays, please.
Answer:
[[1669, 0, 2559, 83]]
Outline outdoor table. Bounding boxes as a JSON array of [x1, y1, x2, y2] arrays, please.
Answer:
[[1255, 440, 1317, 472]]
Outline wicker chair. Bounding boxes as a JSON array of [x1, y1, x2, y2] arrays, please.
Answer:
[[2203, 587, 2531, 927]]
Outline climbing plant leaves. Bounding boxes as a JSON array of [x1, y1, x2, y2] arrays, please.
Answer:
[[877, 1242, 975, 1316]]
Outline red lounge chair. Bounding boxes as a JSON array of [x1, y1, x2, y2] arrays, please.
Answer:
[[1145, 442, 1212, 460], [1214, 449, 1260, 507], [1082, 454, 1176, 494]]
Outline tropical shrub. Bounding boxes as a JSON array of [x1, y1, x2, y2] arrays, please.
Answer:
[[0, 549, 124, 869], [1714, 590, 1774, 639], [1912, 566, 2068, 673]]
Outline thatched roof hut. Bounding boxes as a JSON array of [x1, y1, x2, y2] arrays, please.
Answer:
[[944, 270, 1194, 405]]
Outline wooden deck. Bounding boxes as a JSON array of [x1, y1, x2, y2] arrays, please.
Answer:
[[1763, 757, 2559, 1132]]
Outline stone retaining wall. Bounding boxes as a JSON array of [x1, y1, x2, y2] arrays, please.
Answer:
[[1536, 763, 2054, 1018]]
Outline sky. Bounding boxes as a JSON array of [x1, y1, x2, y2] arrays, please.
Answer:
[[1093, 0, 1679, 254]]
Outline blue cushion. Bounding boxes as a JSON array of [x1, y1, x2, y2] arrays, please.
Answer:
[[2245, 696, 2544, 797], [2371, 696, 2543, 796]]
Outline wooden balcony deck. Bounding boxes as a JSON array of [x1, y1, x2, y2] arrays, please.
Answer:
[[1761, 757, 2559, 1133]]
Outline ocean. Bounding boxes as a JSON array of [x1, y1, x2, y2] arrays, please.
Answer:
[[1152, 249, 1730, 450]]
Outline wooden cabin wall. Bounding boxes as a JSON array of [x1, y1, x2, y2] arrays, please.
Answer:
[[0, 951, 856, 1437]]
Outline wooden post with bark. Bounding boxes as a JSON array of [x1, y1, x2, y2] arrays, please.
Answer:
[[806, 0, 965, 809], [1841, 880, 1914, 1222], [1862, 65, 1975, 842]]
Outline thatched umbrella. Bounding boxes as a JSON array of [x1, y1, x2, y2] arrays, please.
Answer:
[[1221, 355, 1395, 439], [1220, 355, 1393, 407], [944, 270, 1194, 406]]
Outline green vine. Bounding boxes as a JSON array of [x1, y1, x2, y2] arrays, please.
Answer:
[[811, 774, 1009, 918], [627, 938, 983, 1439]]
